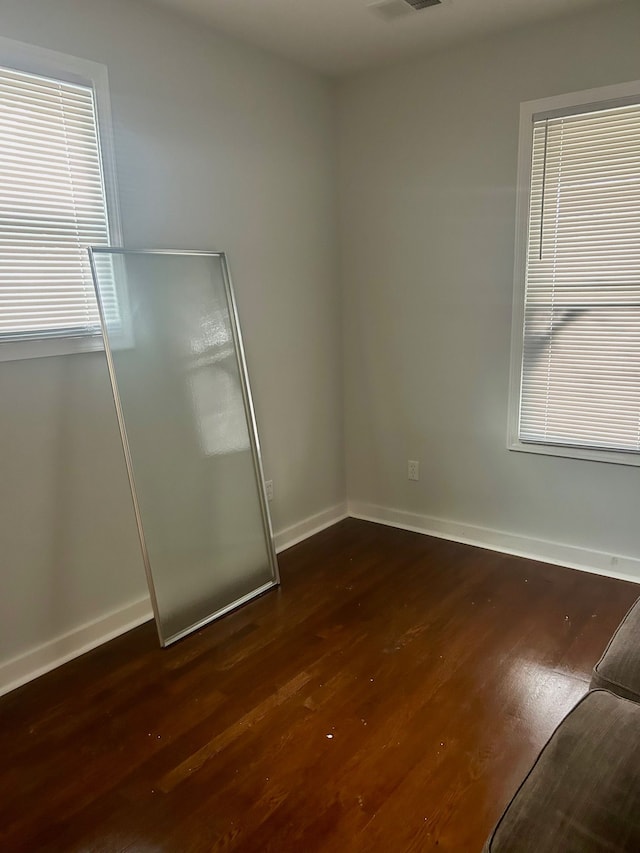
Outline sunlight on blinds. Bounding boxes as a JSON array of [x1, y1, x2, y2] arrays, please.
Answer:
[[519, 101, 640, 453], [0, 64, 117, 340]]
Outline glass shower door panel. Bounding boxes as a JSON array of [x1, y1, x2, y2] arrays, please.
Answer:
[[90, 250, 278, 644]]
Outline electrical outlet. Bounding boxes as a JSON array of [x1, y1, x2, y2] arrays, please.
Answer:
[[265, 479, 274, 501], [408, 460, 419, 481]]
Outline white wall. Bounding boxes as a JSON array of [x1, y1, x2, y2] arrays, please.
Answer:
[[0, 0, 345, 685], [338, 3, 640, 573]]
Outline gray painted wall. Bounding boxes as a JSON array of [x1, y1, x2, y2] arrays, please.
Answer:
[[2, 0, 640, 684], [338, 3, 640, 563], [0, 0, 344, 666]]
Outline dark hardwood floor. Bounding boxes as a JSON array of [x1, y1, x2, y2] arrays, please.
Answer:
[[1, 518, 637, 852]]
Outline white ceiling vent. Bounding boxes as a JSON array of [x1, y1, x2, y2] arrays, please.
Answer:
[[368, 0, 448, 22]]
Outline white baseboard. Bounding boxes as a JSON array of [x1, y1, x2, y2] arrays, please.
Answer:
[[0, 503, 349, 697], [348, 501, 640, 585], [0, 595, 153, 698], [8, 498, 635, 698], [274, 502, 348, 553]]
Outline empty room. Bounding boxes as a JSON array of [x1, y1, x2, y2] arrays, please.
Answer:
[[1, 0, 640, 849]]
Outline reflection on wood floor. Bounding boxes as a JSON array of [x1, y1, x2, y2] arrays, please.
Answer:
[[1, 518, 637, 852]]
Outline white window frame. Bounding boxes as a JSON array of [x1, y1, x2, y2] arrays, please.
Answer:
[[0, 36, 122, 363], [507, 79, 640, 468]]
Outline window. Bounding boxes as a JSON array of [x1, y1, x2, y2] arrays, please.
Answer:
[[508, 81, 640, 466], [0, 38, 121, 361]]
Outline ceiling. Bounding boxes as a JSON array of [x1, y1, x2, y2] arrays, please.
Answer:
[[147, 0, 617, 76]]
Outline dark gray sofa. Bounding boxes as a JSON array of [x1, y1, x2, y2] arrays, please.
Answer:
[[483, 597, 640, 852], [591, 597, 640, 702]]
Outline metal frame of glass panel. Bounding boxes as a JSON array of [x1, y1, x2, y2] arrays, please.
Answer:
[[88, 248, 280, 646]]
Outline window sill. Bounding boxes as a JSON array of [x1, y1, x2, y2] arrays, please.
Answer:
[[507, 438, 640, 468], [0, 334, 105, 363]]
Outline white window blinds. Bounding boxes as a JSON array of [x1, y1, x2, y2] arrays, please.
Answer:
[[0, 64, 116, 341], [519, 100, 640, 454]]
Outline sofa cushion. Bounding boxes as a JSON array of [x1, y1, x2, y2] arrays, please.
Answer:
[[591, 597, 640, 702], [483, 690, 640, 852]]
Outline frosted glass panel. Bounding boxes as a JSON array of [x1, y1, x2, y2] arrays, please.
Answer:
[[90, 250, 278, 644]]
